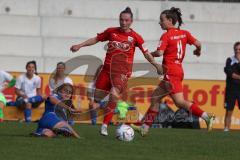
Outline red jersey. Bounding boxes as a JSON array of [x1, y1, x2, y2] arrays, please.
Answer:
[[96, 27, 148, 76], [157, 28, 196, 75]]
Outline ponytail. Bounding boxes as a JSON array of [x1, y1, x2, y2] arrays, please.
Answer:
[[120, 7, 133, 19], [162, 7, 183, 28]]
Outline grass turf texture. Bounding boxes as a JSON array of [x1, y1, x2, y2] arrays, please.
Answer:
[[0, 122, 239, 160]]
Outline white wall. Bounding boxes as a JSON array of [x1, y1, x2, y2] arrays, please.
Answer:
[[0, 0, 239, 80]]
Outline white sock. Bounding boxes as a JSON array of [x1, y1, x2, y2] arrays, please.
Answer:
[[102, 123, 108, 128], [201, 112, 209, 121]]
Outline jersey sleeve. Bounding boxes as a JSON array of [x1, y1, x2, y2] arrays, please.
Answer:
[[15, 76, 23, 89], [185, 31, 197, 45], [135, 35, 148, 54], [157, 33, 168, 51], [96, 28, 111, 42], [224, 57, 233, 77], [2, 71, 13, 82], [36, 77, 41, 89]]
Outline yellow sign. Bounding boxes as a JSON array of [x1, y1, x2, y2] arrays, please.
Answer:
[[3, 72, 239, 129]]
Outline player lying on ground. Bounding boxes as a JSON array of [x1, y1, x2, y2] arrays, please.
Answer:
[[32, 83, 81, 138], [131, 7, 215, 136], [0, 71, 16, 122], [70, 7, 162, 136]]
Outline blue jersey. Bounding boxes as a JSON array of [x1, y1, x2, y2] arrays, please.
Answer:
[[44, 94, 62, 114], [44, 94, 73, 122]]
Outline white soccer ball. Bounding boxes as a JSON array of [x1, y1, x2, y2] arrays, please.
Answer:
[[116, 124, 134, 142]]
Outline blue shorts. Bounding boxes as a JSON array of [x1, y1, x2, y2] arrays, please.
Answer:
[[36, 112, 62, 135]]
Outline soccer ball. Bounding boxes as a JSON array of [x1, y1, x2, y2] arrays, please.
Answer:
[[116, 124, 134, 142]]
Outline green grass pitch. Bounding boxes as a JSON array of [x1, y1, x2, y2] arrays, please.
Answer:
[[0, 122, 240, 160]]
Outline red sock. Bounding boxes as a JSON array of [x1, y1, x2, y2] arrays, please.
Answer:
[[189, 103, 204, 117], [143, 108, 159, 127], [103, 101, 116, 125]]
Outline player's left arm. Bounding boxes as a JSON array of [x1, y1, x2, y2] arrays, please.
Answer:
[[143, 52, 163, 75], [136, 35, 163, 75], [186, 31, 202, 57], [36, 77, 46, 100], [193, 40, 202, 57], [150, 50, 164, 57]]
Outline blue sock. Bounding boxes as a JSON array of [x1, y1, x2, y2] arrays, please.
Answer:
[[6, 101, 17, 106], [90, 110, 97, 125], [24, 108, 32, 122]]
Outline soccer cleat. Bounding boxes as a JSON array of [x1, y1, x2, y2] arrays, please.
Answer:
[[223, 128, 229, 132], [205, 113, 215, 131], [130, 124, 149, 137], [100, 124, 108, 136]]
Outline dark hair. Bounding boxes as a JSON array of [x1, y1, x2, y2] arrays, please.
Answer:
[[161, 7, 183, 28], [234, 41, 240, 51], [57, 62, 65, 68], [120, 7, 133, 19], [56, 83, 74, 99], [26, 60, 38, 75]]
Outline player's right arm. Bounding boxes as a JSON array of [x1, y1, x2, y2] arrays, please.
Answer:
[[15, 76, 28, 99], [49, 96, 82, 113], [70, 28, 111, 52], [70, 37, 99, 52], [224, 57, 240, 80], [152, 33, 168, 57]]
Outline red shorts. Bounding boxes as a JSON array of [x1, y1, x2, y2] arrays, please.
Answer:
[[159, 73, 183, 94], [95, 69, 128, 93]]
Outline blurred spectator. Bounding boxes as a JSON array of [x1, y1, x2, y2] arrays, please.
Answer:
[[15, 61, 45, 122], [49, 62, 73, 94], [224, 42, 240, 132], [0, 71, 16, 122]]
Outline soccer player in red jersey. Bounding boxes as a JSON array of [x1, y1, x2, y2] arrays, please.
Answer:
[[131, 7, 215, 136], [70, 7, 162, 136]]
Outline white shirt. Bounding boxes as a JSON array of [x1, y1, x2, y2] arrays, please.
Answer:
[[15, 74, 41, 98], [0, 71, 13, 92], [49, 76, 73, 93]]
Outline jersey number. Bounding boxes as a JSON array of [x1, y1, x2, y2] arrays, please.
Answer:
[[177, 40, 183, 60]]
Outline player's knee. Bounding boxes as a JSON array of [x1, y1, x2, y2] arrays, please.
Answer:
[[26, 103, 32, 109], [54, 121, 67, 128]]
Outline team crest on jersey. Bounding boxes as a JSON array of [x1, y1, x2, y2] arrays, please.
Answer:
[[128, 36, 134, 42]]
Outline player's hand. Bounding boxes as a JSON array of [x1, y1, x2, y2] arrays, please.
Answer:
[[70, 45, 81, 52], [193, 49, 201, 57]]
